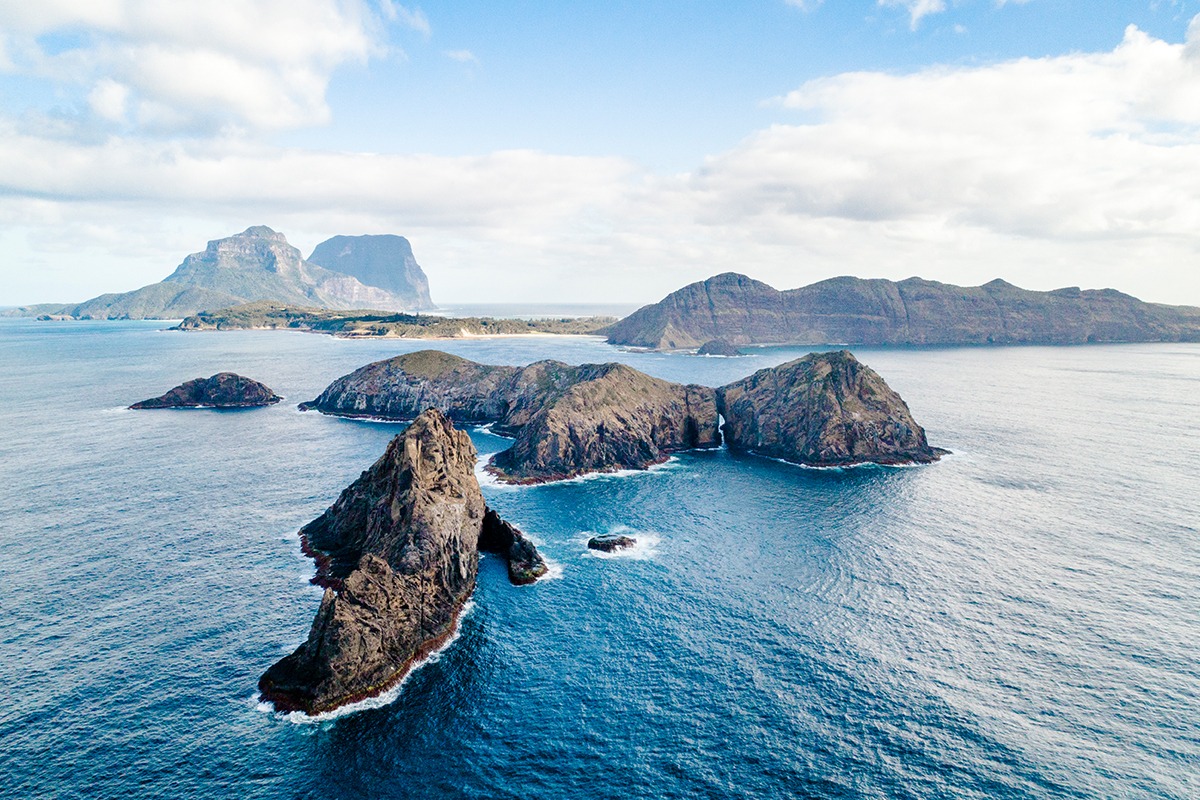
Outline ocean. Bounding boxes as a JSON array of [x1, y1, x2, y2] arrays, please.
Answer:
[[0, 318, 1196, 799]]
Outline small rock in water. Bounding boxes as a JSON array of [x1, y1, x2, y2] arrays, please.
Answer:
[[696, 338, 742, 357], [588, 534, 637, 553]]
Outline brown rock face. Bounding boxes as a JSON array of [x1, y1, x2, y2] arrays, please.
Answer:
[[259, 409, 486, 715], [129, 372, 281, 409], [718, 350, 943, 467], [490, 364, 720, 483], [303, 351, 722, 483], [606, 272, 1200, 349]]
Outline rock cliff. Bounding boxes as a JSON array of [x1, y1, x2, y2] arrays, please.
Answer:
[[302, 351, 722, 482], [606, 272, 1200, 349], [129, 373, 281, 409], [260, 409, 541, 715], [307, 235, 435, 311], [718, 350, 943, 466]]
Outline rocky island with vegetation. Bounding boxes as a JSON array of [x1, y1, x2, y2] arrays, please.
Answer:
[[130, 373, 281, 409], [9, 227, 436, 321], [301, 349, 942, 480]]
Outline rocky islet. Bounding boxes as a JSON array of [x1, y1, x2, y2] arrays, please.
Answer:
[[130, 372, 281, 409]]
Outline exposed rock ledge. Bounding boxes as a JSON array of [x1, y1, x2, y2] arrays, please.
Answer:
[[300, 349, 945, 476], [259, 408, 546, 716], [130, 372, 281, 409]]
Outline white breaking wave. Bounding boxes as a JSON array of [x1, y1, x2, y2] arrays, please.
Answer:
[[581, 525, 661, 561]]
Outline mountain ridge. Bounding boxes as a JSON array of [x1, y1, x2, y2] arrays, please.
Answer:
[[605, 272, 1200, 349]]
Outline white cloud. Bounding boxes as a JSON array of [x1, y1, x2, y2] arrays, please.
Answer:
[[4, 18, 1200, 307], [87, 79, 129, 123], [444, 49, 478, 63], [784, 0, 825, 11], [0, 0, 389, 133], [879, 0, 947, 30], [379, 1, 430, 37]]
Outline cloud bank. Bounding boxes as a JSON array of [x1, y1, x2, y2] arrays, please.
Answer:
[[3, 9, 1200, 306]]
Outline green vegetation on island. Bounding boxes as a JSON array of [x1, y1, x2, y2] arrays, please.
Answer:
[[174, 301, 615, 339]]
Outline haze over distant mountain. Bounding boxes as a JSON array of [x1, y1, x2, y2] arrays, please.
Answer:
[[606, 273, 1200, 350], [8, 226, 435, 320], [307, 235, 434, 311]]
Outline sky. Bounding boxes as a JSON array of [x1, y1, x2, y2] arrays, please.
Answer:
[[2, 0, 1200, 306]]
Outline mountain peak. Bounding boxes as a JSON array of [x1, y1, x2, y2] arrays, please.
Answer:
[[238, 225, 284, 240]]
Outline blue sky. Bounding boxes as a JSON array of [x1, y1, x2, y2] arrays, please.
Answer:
[[2, 1, 1200, 305]]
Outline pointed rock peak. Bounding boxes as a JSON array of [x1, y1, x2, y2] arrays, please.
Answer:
[[982, 278, 1018, 290]]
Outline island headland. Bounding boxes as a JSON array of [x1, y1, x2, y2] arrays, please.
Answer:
[[605, 272, 1200, 350], [7, 227, 434, 320], [129, 373, 281, 409], [301, 348, 941, 479], [259, 408, 547, 716]]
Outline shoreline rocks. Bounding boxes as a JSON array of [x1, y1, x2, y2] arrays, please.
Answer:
[[130, 373, 281, 409]]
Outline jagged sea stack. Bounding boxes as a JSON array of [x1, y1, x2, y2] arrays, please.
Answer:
[[718, 350, 943, 467], [259, 409, 486, 715]]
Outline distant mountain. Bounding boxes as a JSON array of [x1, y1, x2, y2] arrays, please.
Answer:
[[307, 235, 434, 310], [6, 226, 435, 320], [605, 272, 1200, 349]]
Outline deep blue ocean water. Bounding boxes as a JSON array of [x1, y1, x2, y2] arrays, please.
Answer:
[[0, 319, 1197, 799]]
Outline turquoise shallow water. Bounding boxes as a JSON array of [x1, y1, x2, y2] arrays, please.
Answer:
[[0, 319, 1197, 799]]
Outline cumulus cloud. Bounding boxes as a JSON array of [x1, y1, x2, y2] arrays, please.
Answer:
[[4, 18, 1200, 306], [0, 0, 389, 132]]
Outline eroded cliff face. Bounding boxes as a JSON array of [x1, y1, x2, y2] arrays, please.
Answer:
[[129, 373, 281, 409], [606, 272, 1200, 349], [490, 364, 720, 482], [303, 352, 722, 482], [259, 409, 485, 715], [718, 350, 942, 467]]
